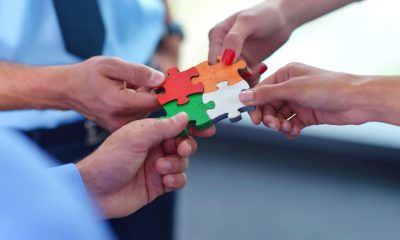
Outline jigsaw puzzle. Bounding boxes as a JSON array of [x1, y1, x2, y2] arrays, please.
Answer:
[[161, 93, 215, 136], [192, 60, 247, 93], [203, 80, 256, 123], [155, 59, 258, 136], [156, 66, 203, 105]]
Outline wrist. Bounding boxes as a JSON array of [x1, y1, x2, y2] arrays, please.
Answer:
[[278, 0, 355, 30], [352, 76, 400, 125], [33, 66, 72, 110], [278, 0, 303, 30]]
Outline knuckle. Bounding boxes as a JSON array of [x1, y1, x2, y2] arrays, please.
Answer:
[[208, 27, 219, 39], [225, 31, 242, 45], [284, 62, 304, 72], [237, 13, 254, 24]]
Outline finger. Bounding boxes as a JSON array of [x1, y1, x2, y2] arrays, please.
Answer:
[[239, 83, 293, 106], [156, 155, 189, 175], [208, 26, 225, 65], [262, 114, 282, 131], [177, 137, 197, 158], [208, 13, 239, 64], [128, 112, 189, 151], [280, 120, 293, 133], [105, 59, 165, 88], [221, 16, 253, 65], [241, 63, 268, 87], [188, 125, 216, 138], [120, 91, 161, 114], [276, 105, 295, 120], [164, 173, 187, 192], [249, 107, 262, 125], [163, 138, 178, 155]]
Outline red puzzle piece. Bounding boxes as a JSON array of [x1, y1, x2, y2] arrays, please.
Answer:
[[156, 66, 204, 105]]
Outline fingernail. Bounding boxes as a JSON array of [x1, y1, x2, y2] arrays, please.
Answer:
[[242, 71, 253, 79], [239, 90, 254, 103], [149, 70, 165, 86], [259, 64, 268, 75], [221, 49, 236, 65], [161, 160, 172, 173], [166, 175, 175, 185], [184, 141, 192, 156], [173, 112, 188, 124]]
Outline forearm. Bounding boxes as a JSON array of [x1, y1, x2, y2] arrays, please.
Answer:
[[352, 75, 400, 126], [279, 0, 357, 29], [0, 62, 71, 110]]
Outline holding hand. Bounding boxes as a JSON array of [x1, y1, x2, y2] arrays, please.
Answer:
[[239, 63, 400, 138], [208, 0, 292, 83], [63, 56, 165, 132], [76, 113, 195, 219]]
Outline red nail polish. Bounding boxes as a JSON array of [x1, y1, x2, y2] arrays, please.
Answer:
[[221, 49, 235, 65], [242, 71, 253, 79], [259, 64, 268, 75]]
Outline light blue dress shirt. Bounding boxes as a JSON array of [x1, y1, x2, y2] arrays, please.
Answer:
[[0, 128, 115, 239], [0, 0, 165, 130]]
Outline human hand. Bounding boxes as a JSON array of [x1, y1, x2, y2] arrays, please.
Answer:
[[76, 113, 195, 219], [208, 0, 290, 83], [63, 56, 165, 132], [239, 63, 374, 138]]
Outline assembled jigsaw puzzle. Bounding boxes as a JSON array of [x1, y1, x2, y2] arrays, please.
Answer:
[[155, 59, 256, 136]]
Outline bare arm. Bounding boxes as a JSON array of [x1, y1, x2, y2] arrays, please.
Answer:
[[282, 0, 357, 29], [0, 57, 166, 132], [209, 0, 361, 67], [0, 62, 70, 110]]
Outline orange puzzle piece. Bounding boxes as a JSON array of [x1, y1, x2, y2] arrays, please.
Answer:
[[192, 60, 247, 93]]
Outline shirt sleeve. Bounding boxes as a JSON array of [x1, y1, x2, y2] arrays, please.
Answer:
[[0, 128, 114, 240], [47, 164, 92, 209]]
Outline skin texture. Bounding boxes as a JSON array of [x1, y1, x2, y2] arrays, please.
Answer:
[[0, 56, 165, 132], [239, 63, 400, 138], [0, 56, 216, 136], [209, 0, 355, 67], [208, 0, 387, 138], [208, 0, 356, 86], [77, 113, 196, 219]]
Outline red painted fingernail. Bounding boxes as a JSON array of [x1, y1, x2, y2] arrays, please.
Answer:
[[259, 64, 268, 75], [242, 71, 253, 79], [221, 49, 236, 65]]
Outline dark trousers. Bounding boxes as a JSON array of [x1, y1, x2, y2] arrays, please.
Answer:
[[25, 120, 175, 240]]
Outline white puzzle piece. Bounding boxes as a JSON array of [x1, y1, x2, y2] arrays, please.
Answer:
[[203, 80, 255, 123]]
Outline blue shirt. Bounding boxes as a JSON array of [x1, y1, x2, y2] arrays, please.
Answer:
[[0, 128, 115, 239], [0, 0, 165, 130]]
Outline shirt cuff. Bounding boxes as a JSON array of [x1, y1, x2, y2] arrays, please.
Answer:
[[48, 163, 90, 199], [47, 164, 103, 218]]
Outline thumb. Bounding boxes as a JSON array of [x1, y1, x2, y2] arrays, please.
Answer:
[[239, 83, 293, 106], [107, 60, 165, 88], [128, 112, 189, 151]]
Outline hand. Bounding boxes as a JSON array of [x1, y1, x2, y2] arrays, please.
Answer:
[[208, 0, 290, 83], [63, 56, 165, 132], [239, 63, 375, 138], [76, 113, 195, 219]]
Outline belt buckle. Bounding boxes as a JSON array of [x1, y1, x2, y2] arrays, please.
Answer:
[[84, 120, 108, 146]]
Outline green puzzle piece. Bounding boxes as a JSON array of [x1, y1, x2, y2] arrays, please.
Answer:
[[161, 93, 215, 136]]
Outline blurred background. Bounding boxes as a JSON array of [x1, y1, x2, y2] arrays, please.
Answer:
[[167, 0, 400, 239]]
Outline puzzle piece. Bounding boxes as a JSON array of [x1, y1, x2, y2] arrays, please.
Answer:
[[156, 66, 203, 105], [161, 93, 215, 136], [191, 60, 247, 93], [203, 80, 255, 123]]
